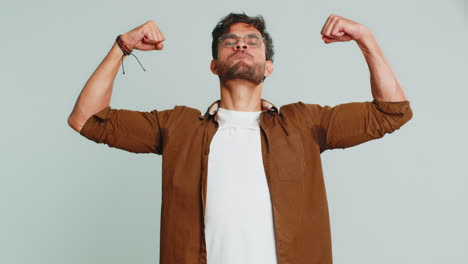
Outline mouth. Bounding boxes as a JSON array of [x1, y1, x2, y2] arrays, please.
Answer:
[[230, 52, 252, 60]]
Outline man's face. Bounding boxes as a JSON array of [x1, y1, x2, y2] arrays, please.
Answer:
[[210, 23, 273, 85]]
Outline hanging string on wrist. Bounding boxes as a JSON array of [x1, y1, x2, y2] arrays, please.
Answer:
[[115, 35, 146, 74]]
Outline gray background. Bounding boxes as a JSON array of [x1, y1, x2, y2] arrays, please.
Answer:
[[1, 0, 467, 263]]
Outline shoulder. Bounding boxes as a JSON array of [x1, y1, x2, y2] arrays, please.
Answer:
[[279, 101, 326, 125], [280, 101, 326, 113], [174, 105, 202, 118], [161, 105, 204, 128], [152, 105, 201, 118]]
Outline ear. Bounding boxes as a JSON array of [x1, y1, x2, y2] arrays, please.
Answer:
[[210, 59, 218, 75], [264, 60, 273, 77]]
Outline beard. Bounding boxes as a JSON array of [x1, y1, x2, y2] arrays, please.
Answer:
[[216, 57, 265, 85]]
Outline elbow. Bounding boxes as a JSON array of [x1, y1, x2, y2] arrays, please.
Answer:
[[403, 105, 413, 124], [68, 115, 82, 134], [392, 104, 413, 131]]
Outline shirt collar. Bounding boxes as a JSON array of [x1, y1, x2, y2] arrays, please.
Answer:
[[199, 98, 279, 121]]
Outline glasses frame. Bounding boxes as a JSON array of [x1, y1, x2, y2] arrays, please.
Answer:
[[217, 33, 265, 48]]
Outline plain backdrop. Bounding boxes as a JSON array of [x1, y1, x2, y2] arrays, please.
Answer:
[[1, 0, 467, 263]]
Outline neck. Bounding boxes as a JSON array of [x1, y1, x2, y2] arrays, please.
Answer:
[[219, 79, 263, 112]]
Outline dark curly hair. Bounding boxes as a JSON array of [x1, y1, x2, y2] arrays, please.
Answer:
[[211, 12, 274, 62]]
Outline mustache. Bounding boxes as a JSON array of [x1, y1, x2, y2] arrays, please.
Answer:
[[229, 50, 253, 59]]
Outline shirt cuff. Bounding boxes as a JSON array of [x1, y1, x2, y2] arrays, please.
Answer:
[[371, 99, 411, 114], [79, 106, 112, 137]]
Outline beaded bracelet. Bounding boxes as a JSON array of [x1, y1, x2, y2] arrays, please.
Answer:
[[116, 35, 146, 74]]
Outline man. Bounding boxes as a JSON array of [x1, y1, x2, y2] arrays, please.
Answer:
[[68, 13, 412, 264]]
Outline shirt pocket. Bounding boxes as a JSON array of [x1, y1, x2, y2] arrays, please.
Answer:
[[270, 133, 305, 182]]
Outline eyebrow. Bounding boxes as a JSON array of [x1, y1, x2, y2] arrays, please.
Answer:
[[223, 33, 260, 37]]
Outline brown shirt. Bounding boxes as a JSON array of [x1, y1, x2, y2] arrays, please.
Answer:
[[80, 98, 413, 264]]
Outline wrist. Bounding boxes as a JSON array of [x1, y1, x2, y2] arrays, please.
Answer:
[[110, 41, 126, 59], [116, 35, 131, 56], [113, 34, 146, 74], [118, 34, 134, 53], [356, 29, 378, 55]]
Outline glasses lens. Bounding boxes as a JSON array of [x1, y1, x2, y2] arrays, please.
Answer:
[[219, 34, 262, 47], [221, 34, 238, 47], [245, 34, 262, 47]]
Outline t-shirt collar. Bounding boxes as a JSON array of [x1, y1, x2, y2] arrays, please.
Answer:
[[199, 98, 279, 122]]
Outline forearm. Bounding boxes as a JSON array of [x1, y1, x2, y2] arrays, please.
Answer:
[[356, 29, 408, 102], [68, 41, 126, 133]]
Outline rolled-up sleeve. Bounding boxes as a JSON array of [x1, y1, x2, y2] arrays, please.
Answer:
[[79, 106, 174, 155], [304, 100, 413, 152]]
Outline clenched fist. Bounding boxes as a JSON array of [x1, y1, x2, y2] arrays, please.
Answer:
[[320, 14, 370, 44], [119, 20, 166, 52]]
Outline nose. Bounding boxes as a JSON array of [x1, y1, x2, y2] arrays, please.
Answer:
[[234, 38, 248, 51]]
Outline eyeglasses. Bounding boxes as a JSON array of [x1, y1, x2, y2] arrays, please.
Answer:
[[218, 33, 264, 48]]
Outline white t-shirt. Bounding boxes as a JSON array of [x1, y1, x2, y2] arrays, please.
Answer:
[[204, 107, 278, 264]]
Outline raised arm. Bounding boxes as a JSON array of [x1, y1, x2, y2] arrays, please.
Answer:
[[67, 20, 166, 133], [320, 14, 408, 102], [305, 14, 412, 152]]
